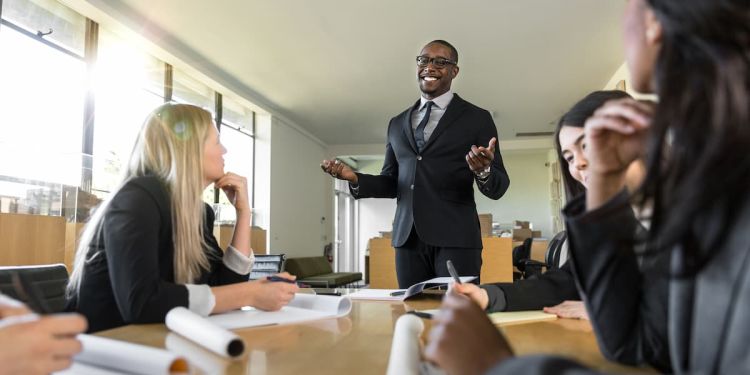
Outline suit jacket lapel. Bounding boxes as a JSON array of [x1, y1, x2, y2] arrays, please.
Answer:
[[401, 99, 420, 153], [421, 94, 468, 153], [687, 205, 750, 373]]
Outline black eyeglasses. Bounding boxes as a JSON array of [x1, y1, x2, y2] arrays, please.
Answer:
[[416, 56, 456, 68]]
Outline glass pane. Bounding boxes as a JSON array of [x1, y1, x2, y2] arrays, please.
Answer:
[[222, 95, 254, 134], [0, 20, 86, 188], [173, 68, 214, 112], [211, 125, 254, 223], [1, 0, 86, 56], [91, 28, 164, 195]]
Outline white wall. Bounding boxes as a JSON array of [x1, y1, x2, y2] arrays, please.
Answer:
[[268, 117, 332, 258], [475, 150, 554, 238]]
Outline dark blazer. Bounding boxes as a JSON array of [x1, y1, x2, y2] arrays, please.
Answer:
[[487, 190, 750, 374], [353, 94, 510, 249], [66, 175, 247, 332]]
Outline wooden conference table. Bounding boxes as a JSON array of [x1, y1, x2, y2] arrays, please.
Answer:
[[97, 295, 653, 374]]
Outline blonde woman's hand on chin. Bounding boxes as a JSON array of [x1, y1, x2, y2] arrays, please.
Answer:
[[250, 272, 299, 311], [584, 98, 654, 209], [215, 172, 250, 213]]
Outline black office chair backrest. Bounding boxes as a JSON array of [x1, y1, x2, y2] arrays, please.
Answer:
[[544, 231, 568, 270], [512, 237, 534, 272], [0, 264, 69, 313]]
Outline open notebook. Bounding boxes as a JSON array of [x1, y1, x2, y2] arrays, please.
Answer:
[[349, 276, 476, 301], [207, 293, 352, 329]]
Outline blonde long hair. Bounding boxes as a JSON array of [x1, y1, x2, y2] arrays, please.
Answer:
[[68, 103, 214, 294]]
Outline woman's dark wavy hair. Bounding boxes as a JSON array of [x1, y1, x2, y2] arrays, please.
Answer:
[[554, 90, 633, 201], [641, 0, 750, 274]]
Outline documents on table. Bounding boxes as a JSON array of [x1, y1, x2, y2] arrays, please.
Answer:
[[349, 276, 477, 301], [207, 293, 353, 329]]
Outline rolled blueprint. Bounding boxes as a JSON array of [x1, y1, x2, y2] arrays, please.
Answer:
[[166, 306, 245, 358], [386, 314, 424, 375], [165, 332, 231, 374], [75, 334, 188, 374]]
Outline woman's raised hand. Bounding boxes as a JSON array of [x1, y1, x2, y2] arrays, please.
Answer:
[[215, 172, 250, 213], [584, 98, 653, 176]]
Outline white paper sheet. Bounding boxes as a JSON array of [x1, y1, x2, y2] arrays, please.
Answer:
[[207, 293, 352, 330], [73, 334, 188, 374], [166, 306, 245, 358], [348, 289, 406, 301]]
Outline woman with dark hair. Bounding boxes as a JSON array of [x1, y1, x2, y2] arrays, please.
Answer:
[[425, 0, 750, 374], [453, 90, 645, 320]]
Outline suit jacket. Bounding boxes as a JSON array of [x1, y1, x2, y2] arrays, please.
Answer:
[[353, 94, 510, 249], [67, 175, 248, 332], [487, 190, 750, 374]]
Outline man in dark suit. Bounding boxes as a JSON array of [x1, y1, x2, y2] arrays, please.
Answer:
[[322, 40, 510, 288]]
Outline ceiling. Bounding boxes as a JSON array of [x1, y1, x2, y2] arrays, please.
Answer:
[[83, 0, 626, 145]]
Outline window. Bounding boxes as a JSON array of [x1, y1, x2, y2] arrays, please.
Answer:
[[91, 28, 164, 196], [210, 95, 255, 223], [0, 0, 86, 216]]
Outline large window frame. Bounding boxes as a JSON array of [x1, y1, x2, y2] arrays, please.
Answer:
[[0, 0, 260, 224]]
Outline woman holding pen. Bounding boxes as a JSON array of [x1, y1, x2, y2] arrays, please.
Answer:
[[66, 103, 298, 332]]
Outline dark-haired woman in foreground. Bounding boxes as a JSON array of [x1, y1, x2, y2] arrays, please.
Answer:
[[426, 0, 750, 374]]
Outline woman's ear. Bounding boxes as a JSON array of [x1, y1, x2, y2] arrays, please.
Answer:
[[644, 7, 662, 46]]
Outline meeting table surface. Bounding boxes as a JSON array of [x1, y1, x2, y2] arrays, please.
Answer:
[[96, 292, 655, 374]]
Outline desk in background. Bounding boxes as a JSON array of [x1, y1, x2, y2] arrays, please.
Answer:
[[368, 237, 514, 289], [96, 297, 653, 374]]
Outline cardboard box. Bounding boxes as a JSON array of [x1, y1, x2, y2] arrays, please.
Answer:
[[532, 230, 542, 238], [478, 213, 493, 237], [512, 228, 533, 241], [514, 220, 530, 229]]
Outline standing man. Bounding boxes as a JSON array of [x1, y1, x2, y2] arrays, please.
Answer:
[[321, 40, 510, 288]]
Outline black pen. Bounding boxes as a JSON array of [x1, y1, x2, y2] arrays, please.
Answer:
[[406, 310, 433, 320], [266, 275, 297, 284], [446, 260, 462, 285]]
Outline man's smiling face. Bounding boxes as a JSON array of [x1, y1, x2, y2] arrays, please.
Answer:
[[417, 42, 459, 99]]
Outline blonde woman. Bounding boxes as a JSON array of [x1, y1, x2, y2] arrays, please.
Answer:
[[66, 103, 297, 332]]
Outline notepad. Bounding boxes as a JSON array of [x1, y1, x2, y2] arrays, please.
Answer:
[[348, 276, 477, 301], [207, 293, 352, 329], [488, 310, 557, 325]]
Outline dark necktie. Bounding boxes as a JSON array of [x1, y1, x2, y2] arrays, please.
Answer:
[[414, 101, 434, 151]]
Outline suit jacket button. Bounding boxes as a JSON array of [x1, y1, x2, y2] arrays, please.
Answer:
[[410, 184, 414, 190], [417, 155, 422, 161]]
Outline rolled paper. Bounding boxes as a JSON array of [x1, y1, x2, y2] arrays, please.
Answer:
[[166, 306, 245, 358], [165, 332, 231, 374], [75, 334, 188, 374], [386, 314, 424, 375]]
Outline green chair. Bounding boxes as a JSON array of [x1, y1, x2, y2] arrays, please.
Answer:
[[283, 256, 362, 288]]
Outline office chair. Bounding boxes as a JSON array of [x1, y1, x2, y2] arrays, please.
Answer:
[[513, 231, 568, 279], [0, 264, 69, 313], [544, 231, 568, 271]]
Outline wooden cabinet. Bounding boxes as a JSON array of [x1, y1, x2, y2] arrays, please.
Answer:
[[212, 225, 267, 255], [367, 236, 513, 288]]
